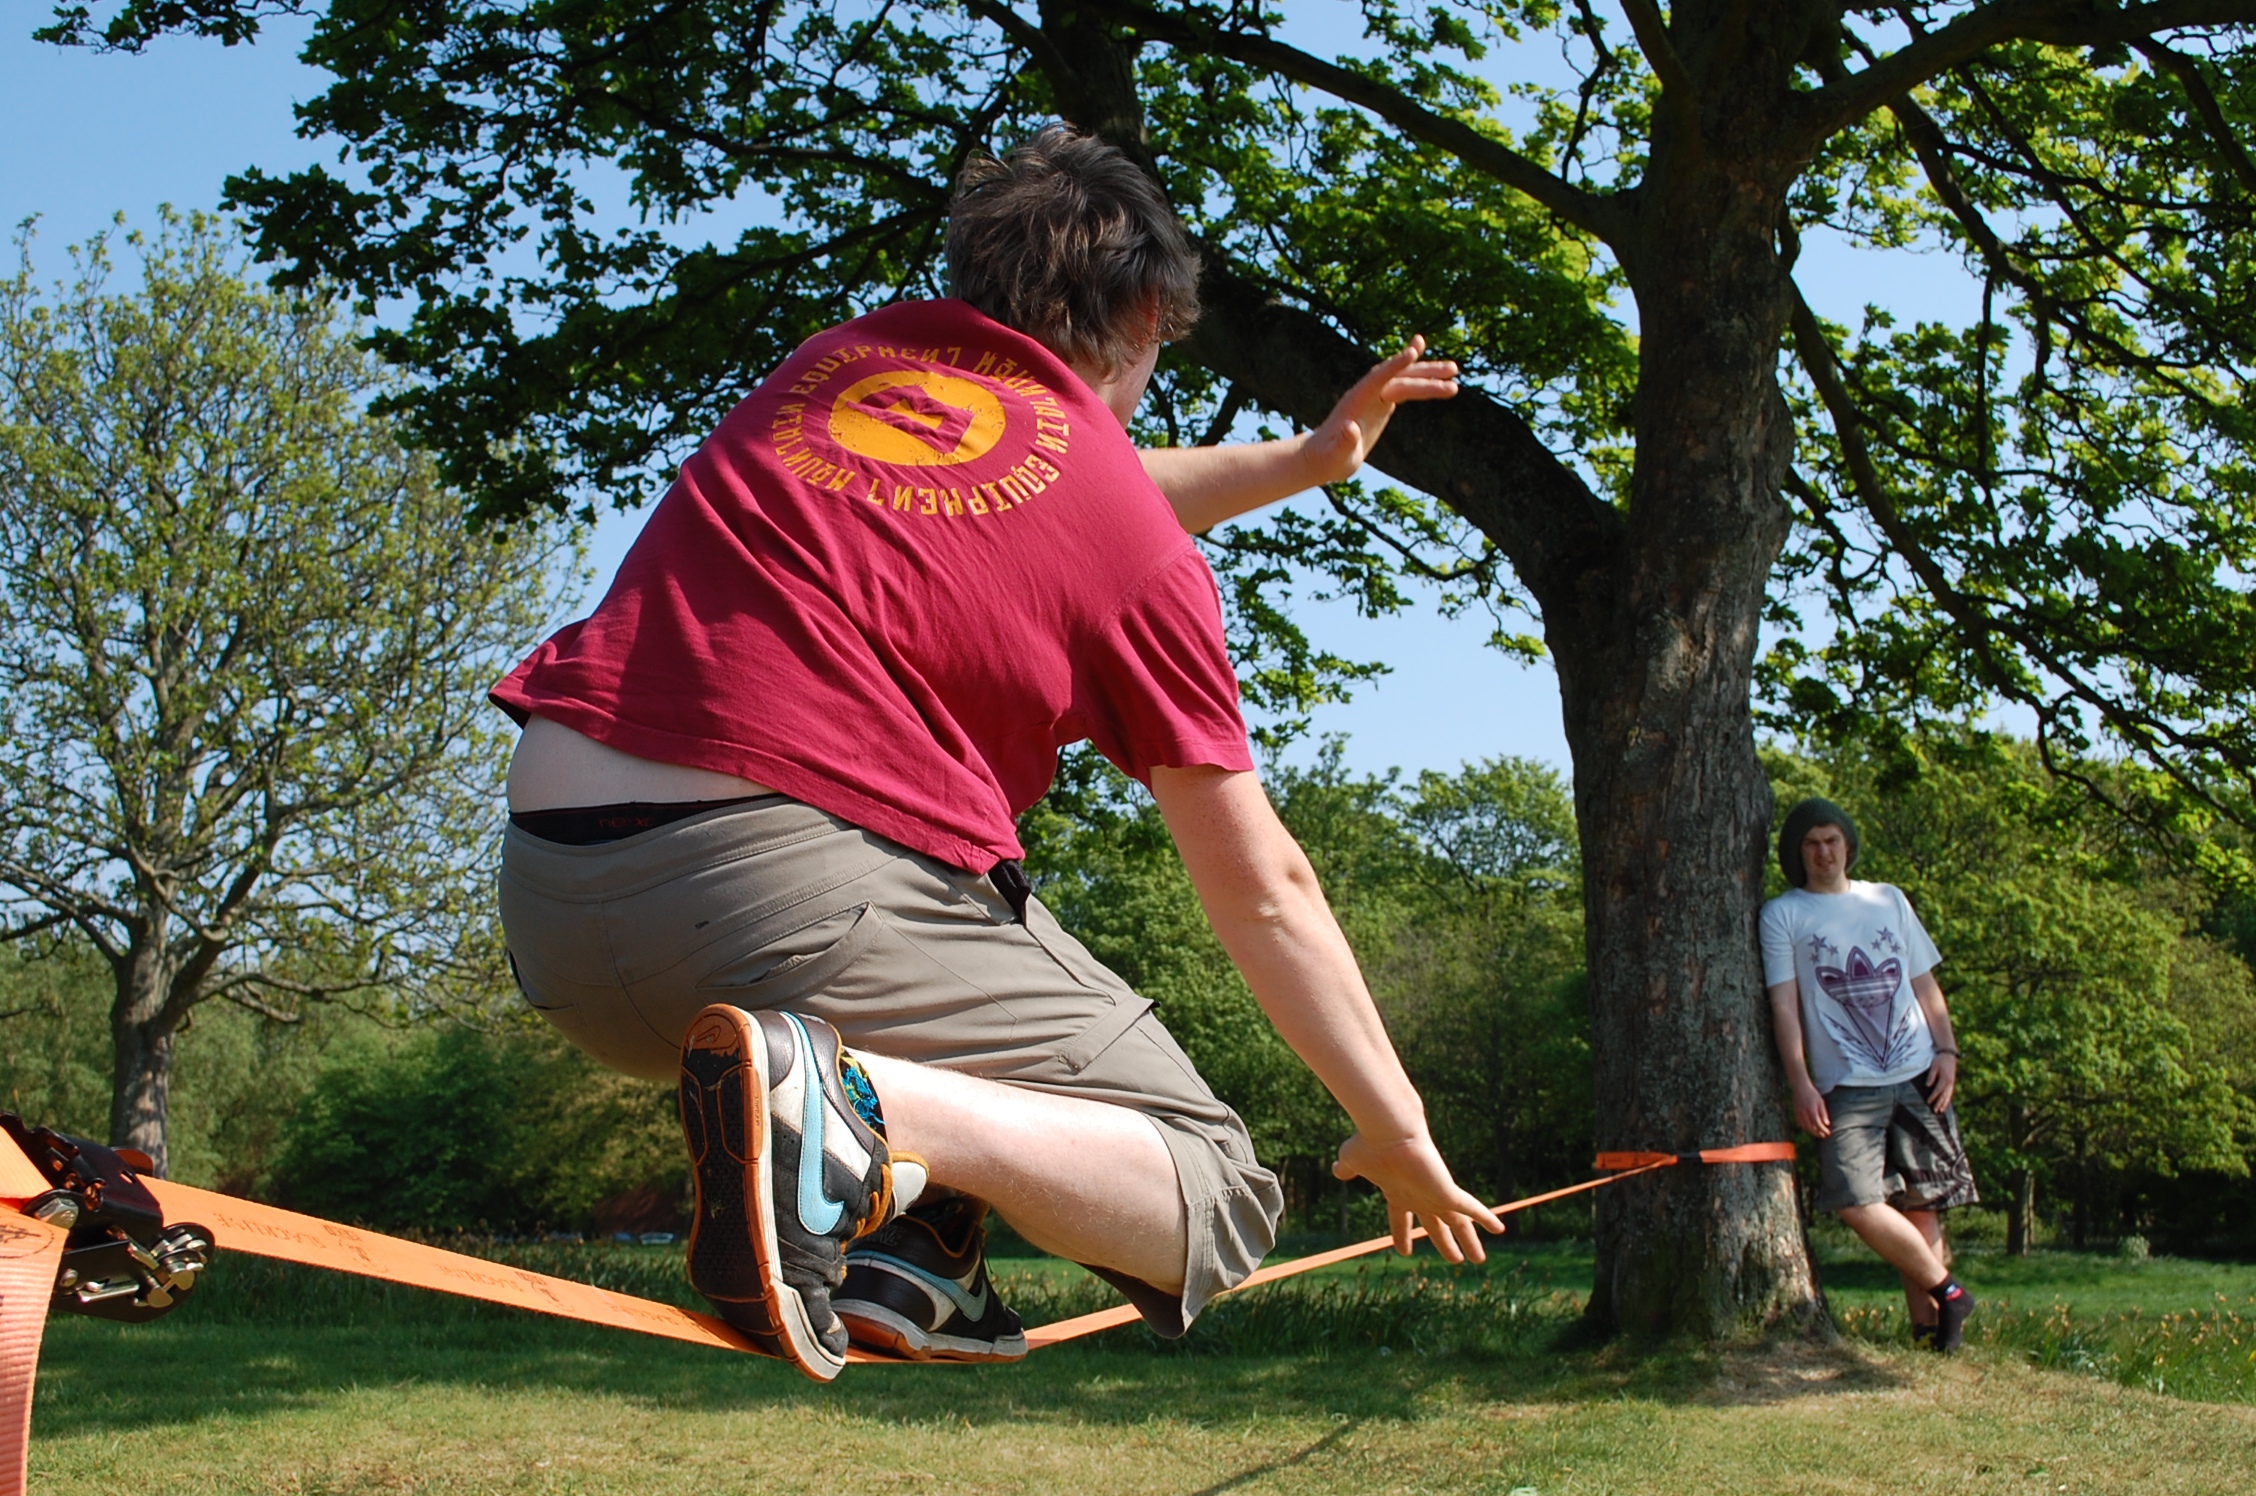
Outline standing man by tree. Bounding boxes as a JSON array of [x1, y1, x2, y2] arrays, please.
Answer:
[[1763, 798, 1979, 1350]]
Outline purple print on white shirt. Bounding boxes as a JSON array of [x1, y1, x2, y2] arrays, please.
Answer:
[[1814, 944, 1921, 1074]]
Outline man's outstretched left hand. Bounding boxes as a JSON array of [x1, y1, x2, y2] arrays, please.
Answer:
[[1302, 336, 1461, 488]]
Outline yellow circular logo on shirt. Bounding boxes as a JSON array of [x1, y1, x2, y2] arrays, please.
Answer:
[[829, 371, 1008, 467]]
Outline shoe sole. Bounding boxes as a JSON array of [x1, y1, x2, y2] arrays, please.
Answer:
[[680, 1005, 846, 1382], [834, 1301, 1028, 1363]]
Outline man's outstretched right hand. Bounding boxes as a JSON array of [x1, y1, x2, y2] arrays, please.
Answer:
[[1333, 1131, 1505, 1264]]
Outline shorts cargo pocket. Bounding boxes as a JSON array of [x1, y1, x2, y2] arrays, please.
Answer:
[[694, 901, 886, 1010], [1056, 995, 1155, 1075]]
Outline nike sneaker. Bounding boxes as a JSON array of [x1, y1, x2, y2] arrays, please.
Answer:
[[678, 1004, 927, 1381], [836, 1193, 1028, 1362]]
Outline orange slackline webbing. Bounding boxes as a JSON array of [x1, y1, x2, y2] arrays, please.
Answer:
[[1027, 1141, 1797, 1345], [0, 1130, 1793, 1495]]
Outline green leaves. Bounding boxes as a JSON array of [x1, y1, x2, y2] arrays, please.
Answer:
[[270, 1023, 684, 1230], [1776, 34, 2256, 841], [0, 211, 566, 1158], [1021, 743, 1588, 1211], [221, 1, 1021, 522], [38, 6, 2249, 808]]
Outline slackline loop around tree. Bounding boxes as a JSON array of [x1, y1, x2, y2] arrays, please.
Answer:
[[0, 1118, 1793, 1496]]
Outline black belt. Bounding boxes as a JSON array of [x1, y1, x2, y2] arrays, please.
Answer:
[[989, 859, 1033, 924], [509, 795, 774, 846], [513, 799, 1036, 926]]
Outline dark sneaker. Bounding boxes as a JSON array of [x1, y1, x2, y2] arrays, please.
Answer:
[[1932, 1279, 1975, 1353], [836, 1194, 1027, 1362], [678, 1004, 925, 1381], [1910, 1320, 1939, 1351]]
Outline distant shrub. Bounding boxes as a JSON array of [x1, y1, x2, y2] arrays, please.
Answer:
[[270, 1024, 685, 1233]]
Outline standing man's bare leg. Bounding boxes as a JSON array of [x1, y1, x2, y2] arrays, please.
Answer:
[[1897, 1208, 1947, 1325], [1837, 1202, 1951, 1300], [855, 1052, 1189, 1290]]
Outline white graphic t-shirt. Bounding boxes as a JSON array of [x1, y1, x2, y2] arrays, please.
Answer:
[[1760, 881, 1941, 1093]]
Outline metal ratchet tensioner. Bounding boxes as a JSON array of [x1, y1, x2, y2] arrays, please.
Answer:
[[1, 1112, 214, 1323]]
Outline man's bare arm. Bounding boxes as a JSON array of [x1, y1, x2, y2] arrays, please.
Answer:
[[1148, 762, 1501, 1260], [1767, 981, 1833, 1137], [1912, 972, 1959, 1112]]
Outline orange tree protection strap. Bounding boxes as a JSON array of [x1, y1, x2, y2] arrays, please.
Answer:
[[1592, 1142, 1799, 1171]]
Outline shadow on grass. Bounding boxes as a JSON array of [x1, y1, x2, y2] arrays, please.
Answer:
[[32, 1250, 1906, 1442], [1182, 1420, 1362, 1496]]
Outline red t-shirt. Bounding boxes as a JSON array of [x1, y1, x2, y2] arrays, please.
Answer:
[[492, 299, 1253, 870]]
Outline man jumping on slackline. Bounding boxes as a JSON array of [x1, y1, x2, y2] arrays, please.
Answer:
[[491, 125, 1502, 1381]]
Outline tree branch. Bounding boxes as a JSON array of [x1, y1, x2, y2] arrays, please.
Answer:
[[1321, 484, 1498, 586], [0, 909, 74, 943], [966, 0, 1083, 103], [219, 986, 305, 1025], [1883, 86, 2224, 402], [0, 856, 134, 934], [1195, 382, 1249, 448], [1184, 257, 1623, 614], [1796, 0, 2256, 147], [1618, 0, 1696, 135], [1786, 284, 2247, 813], [2131, 37, 2256, 200], [1068, 0, 1627, 242], [1563, 0, 1623, 173], [995, 0, 1623, 602]]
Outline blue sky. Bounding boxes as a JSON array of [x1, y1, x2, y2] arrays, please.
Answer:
[[2, 11, 1983, 783]]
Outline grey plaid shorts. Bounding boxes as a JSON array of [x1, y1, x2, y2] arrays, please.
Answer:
[[1815, 1080, 1980, 1213], [496, 794, 1282, 1324]]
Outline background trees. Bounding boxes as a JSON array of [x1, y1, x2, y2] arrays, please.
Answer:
[[1027, 746, 1591, 1229], [40, 1, 2256, 1335], [20, 726, 2241, 1260], [0, 214, 563, 1174]]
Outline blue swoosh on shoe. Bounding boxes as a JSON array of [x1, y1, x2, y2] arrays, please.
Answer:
[[856, 1251, 989, 1321], [786, 1013, 846, 1236]]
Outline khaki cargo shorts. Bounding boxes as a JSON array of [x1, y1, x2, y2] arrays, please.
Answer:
[[497, 795, 1282, 1323]]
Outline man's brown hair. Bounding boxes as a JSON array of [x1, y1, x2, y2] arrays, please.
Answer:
[[946, 125, 1200, 374]]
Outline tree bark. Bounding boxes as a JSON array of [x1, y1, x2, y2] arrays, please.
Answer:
[[2008, 1100, 2036, 1255], [1562, 5, 1827, 1339], [109, 924, 179, 1177]]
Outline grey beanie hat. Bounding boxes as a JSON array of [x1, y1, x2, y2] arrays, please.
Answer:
[[1779, 797, 1861, 889]]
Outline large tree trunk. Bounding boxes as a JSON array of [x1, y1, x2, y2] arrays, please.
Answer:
[[1186, 234, 1822, 1336], [1557, 474, 1812, 1338], [1559, 12, 1823, 1340], [109, 927, 179, 1177]]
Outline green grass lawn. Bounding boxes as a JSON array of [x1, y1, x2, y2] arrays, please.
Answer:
[[28, 1233, 2256, 1495]]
